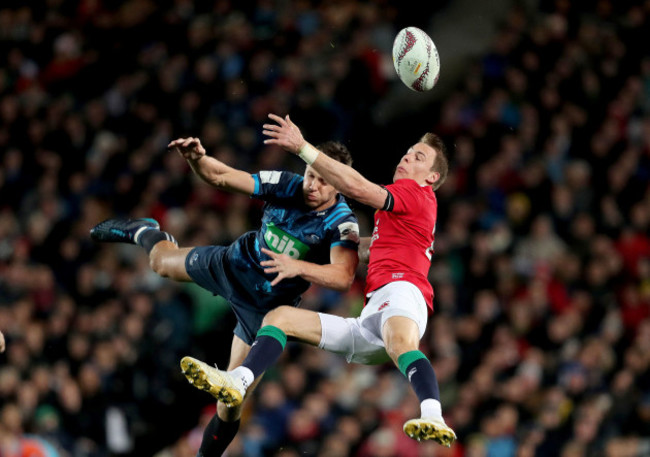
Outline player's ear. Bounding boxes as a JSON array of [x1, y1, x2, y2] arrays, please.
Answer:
[[425, 171, 440, 187]]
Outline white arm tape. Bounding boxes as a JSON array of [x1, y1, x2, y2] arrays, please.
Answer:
[[298, 143, 320, 165]]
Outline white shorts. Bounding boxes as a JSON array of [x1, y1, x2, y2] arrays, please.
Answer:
[[318, 281, 429, 365]]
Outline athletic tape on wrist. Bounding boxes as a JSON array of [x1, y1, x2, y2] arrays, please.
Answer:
[[298, 143, 320, 165]]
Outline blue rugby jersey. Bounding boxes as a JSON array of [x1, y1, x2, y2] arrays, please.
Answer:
[[223, 170, 359, 307]]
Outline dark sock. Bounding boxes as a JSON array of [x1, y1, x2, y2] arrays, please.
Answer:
[[197, 414, 240, 457], [398, 350, 440, 401], [137, 229, 177, 254], [241, 325, 287, 379]]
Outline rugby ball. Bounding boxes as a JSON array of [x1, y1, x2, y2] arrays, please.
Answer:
[[392, 27, 440, 92]]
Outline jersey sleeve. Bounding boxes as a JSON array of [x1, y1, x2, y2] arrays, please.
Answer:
[[383, 180, 423, 214], [328, 210, 360, 251], [251, 171, 303, 200]]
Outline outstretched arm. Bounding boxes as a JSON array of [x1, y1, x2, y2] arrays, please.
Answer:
[[260, 246, 358, 292], [169, 137, 255, 195], [263, 114, 388, 210]]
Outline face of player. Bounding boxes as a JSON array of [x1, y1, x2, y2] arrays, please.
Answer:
[[302, 165, 339, 211], [393, 142, 440, 187]]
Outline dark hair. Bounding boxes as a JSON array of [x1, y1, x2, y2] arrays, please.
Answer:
[[316, 141, 353, 166], [420, 132, 448, 191]]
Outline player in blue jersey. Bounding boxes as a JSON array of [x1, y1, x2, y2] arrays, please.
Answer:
[[90, 136, 359, 457]]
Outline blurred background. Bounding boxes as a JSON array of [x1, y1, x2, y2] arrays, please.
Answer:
[[0, 0, 649, 456]]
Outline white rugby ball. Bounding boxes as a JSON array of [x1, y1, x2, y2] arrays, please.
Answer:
[[392, 27, 440, 92]]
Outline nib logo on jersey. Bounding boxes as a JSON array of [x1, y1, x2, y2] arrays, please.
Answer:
[[264, 223, 310, 259]]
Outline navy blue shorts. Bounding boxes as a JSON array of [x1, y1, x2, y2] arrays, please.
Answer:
[[185, 246, 300, 345]]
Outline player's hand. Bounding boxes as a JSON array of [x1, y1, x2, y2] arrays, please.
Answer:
[[260, 248, 303, 286], [0, 331, 5, 353], [168, 137, 206, 161], [262, 114, 306, 154]]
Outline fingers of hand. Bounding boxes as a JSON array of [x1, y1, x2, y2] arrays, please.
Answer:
[[182, 138, 199, 151], [170, 137, 191, 150], [261, 248, 277, 258], [263, 129, 280, 138], [168, 138, 184, 149], [270, 273, 286, 286], [268, 113, 284, 124]]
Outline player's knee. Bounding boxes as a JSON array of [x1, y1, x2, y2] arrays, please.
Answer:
[[149, 252, 179, 279], [383, 317, 420, 360], [385, 335, 418, 361], [262, 306, 293, 330], [148, 253, 167, 277]]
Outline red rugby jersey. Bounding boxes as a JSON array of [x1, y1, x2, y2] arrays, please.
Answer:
[[365, 179, 437, 312]]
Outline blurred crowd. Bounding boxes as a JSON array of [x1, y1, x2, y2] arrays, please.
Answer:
[[0, 0, 649, 456]]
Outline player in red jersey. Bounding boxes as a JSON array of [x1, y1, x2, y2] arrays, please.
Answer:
[[181, 113, 456, 449]]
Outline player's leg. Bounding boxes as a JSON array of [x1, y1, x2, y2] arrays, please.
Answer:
[[263, 305, 323, 344], [181, 306, 323, 407], [381, 315, 421, 363], [148, 242, 193, 281], [195, 335, 262, 457], [374, 283, 456, 446], [383, 318, 456, 446], [383, 315, 443, 409], [90, 218, 177, 249], [234, 305, 396, 380], [90, 218, 192, 281], [229, 306, 323, 389]]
